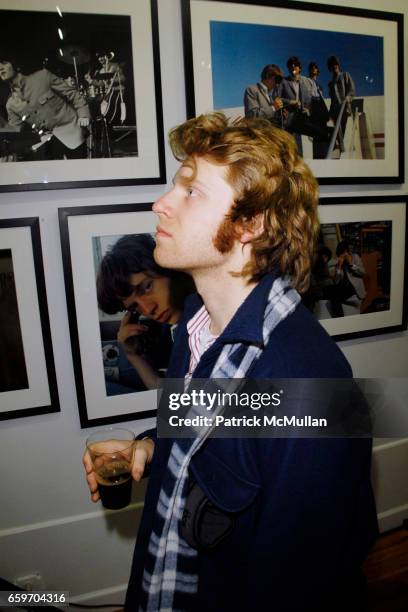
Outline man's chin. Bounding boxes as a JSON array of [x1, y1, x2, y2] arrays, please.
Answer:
[[153, 245, 163, 264], [153, 246, 177, 270]]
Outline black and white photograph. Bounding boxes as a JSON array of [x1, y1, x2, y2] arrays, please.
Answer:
[[0, 9, 136, 161], [0, 0, 165, 190], [315, 197, 407, 340], [0, 218, 59, 421], [59, 203, 185, 428], [182, 0, 404, 184]]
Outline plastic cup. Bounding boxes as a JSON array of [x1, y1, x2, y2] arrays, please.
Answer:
[[86, 428, 135, 510]]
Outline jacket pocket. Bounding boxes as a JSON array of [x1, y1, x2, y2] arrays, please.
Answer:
[[38, 90, 55, 105], [190, 445, 260, 513]]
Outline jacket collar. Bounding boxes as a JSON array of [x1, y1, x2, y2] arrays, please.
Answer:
[[220, 269, 280, 345], [258, 82, 272, 105], [184, 270, 281, 348]]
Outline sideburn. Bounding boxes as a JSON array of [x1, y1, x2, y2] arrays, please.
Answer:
[[212, 216, 238, 254]]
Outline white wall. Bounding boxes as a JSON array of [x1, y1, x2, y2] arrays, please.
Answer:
[[0, 0, 407, 604]]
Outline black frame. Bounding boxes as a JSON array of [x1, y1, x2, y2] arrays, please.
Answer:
[[317, 195, 407, 341], [181, 0, 404, 185], [0, 217, 59, 421], [0, 0, 165, 192], [59, 203, 157, 428]]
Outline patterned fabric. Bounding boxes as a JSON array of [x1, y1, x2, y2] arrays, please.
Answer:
[[140, 276, 301, 612], [185, 305, 217, 387]]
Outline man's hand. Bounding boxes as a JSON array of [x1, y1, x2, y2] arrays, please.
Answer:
[[289, 99, 301, 109], [273, 97, 283, 111], [117, 311, 149, 347], [83, 438, 155, 503], [79, 117, 90, 127], [344, 253, 353, 266], [337, 254, 345, 267]]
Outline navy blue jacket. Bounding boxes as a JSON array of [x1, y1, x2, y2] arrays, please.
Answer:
[[125, 273, 378, 611]]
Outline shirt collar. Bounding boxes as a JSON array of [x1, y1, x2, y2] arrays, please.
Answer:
[[186, 304, 210, 336], [259, 81, 269, 95], [186, 305, 217, 377]]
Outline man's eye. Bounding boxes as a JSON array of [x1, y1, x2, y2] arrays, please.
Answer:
[[140, 280, 153, 294]]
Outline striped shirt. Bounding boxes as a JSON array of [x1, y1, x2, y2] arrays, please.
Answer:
[[185, 305, 218, 386]]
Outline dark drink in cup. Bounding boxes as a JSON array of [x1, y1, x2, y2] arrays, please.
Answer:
[[86, 428, 135, 510], [97, 461, 133, 510]]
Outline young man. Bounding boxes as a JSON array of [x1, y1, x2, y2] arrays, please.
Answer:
[[308, 61, 323, 95], [307, 61, 331, 158], [280, 56, 330, 155], [0, 57, 90, 159], [84, 113, 378, 611], [331, 239, 366, 317], [327, 55, 356, 150], [243, 63, 284, 126]]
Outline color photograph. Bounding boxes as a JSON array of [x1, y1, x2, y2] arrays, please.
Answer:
[[183, 0, 403, 183], [59, 204, 179, 427], [304, 220, 392, 320], [93, 233, 194, 397], [211, 22, 384, 162], [316, 198, 406, 340]]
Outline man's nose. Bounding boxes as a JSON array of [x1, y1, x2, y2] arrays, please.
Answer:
[[136, 297, 157, 318], [152, 188, 175, 216]]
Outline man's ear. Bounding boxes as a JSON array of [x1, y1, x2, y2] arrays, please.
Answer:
[[238, 214, 264, 245]]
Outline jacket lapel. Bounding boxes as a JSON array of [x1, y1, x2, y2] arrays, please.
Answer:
[[258, 83, 272, 106]]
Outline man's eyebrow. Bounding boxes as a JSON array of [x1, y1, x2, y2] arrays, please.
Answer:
[[125, 283, 148, 299], [128, 277, 150, 292], [172, 173, 191, 187], [172, 173, 208, 192]]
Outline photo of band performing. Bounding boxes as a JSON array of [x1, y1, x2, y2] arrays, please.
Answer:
[[93, 233, 195, 396], [0, 8, 137, 162], [304, 220, 392, 319], [211, 21, 384, 161]]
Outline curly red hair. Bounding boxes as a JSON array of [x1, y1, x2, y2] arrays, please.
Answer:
[[169, 112, 320, 293]]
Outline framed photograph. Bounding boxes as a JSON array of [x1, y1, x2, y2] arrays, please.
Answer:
[[59, 204, 195, 428], [304, 196, 407, 341], [0, 218, 59, 421], [0, 0, 165, 191], [182, 0, 404, 184]]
